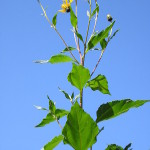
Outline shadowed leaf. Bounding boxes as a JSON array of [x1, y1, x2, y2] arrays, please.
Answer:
[[86, 74, 110, 95], [61, 47, 76, 53], [105, 144, 123, 150], [96, 99, 150, 123]]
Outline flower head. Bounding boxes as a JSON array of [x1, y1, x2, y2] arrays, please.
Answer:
[[59, 0, 73, 13]]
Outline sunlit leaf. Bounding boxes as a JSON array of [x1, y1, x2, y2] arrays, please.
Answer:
[[42, 135, 63, 150], [48, 99, 56, 114], [75, 32, 84, 43], [96, 99, 150, 123], [70, 7, 77, 28], [52, 13, 58, 26], [105, 144, 123, 150], [68, 63, 90, 90], [49, 54, 73, 64], [90, 4, 99, 19], [58, 87, 71, 100], [62, 102, 99, 150], [61, 46, 76, 53], [86, 21, 115, 52], [55, 109, 69, 118], [34, 105, 47, 111], [35, 113, 55, 127], [86, 74, 110, 95]]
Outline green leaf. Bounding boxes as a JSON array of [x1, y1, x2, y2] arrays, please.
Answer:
[[86, 21, 115, 52], [58, 87, 71, 100], [71, 92, 74, 100], [90, 4, 99, 19], [62, 102, 99, 150], [110, 29, 119, 40], [52, 13, 58, 26], [75, 32, 84, 43], [124, 143, 132, 150], [61, 46, 76, 53], [96, 99, 150, 123], [105, 144, 123, 150], [55, 109, 69, 118], [86, 74, 110, 95], [70, 7, 77, 28], [42, 135, 63, 150], [68, 64, 90, 90], [48, 99, 56, 114], [35, 113, 55, 127], [49, 54, 73, 64], [100, 39, 107, 49]]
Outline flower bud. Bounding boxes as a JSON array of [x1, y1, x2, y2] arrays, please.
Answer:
[[107, 14, 113, 22]]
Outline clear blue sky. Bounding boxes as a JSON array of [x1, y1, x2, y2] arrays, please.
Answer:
[[1, 0, 150, 150]]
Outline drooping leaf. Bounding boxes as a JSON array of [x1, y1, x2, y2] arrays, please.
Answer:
[[75, 32, 84, 43], [49, 54, 73, 64], [34, 105, 47, 111], [96, 99, 150, 123], [35, 113, 55, 127], [55, 109, 69, 118], [110, 29, 119, 40], [124, 143, 132, 150], [42, 135, 63, 150], [58, 87, 71, 100], [52, 13, 58, 26], [61, 46, 76, 53], [86, 21, 115, 52], [62, 102, 99, 150], [70, 7, 77, 28], [68, 63, 91, 90], [90, 4, 99, 19], [105, 144, 123, 150], [86, 74, 110, 95]]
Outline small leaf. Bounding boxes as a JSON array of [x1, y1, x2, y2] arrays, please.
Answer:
[[33, 60, 49, 64], [61, 46, 76, 53], [71, 92, 74, 100], [58, 87, 71, 100], [86, 21, 115, 52], [68, 63, 91, 90], [124, 143, 132, 150], [48, 99, 56, 114], [49, 54, 73, 64], [35, 113, 55, 127], [70, 7, 77, 28], [105, 144, 123, 150], [62, 102, 99, 150], [86, 74, 110, 95], [55, 109, 69, 118], [75, 32, 84, 43], [91, 4, 99, 19], [34, 105, 47, 111], [110, 29, 119, 40], [96, 99, 150, 123], [100, 39, 107, 49], [52, 13, 58, 26], [42, 135, 63, 150]]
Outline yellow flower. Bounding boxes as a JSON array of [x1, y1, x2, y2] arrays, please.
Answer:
[[59, 0, 73, 13]]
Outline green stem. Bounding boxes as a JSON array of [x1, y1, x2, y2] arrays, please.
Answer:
[[80, 89, 83, 108]]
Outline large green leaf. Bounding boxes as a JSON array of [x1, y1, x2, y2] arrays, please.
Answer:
[[86, 74, 110, 95], [105, 144, 123, 150], [68, 64, 91, 90], [70, 7, 77, 28], [35, 113, 55, 127], [49, 54, 73, 64], [42, 135, 64, 150], [86, 21, 115, 52], [62, 102, 99, 150], [96, 99, 150, 123]]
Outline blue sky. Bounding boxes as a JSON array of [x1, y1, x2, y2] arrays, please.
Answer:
[[1, 0, 150, 150]]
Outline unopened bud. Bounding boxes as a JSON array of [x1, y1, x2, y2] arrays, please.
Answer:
[[107, 14, 113, 22]]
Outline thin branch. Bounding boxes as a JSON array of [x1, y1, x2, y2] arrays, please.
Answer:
[[37, 0, 79, 64], [56, 118, 63, 129]]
